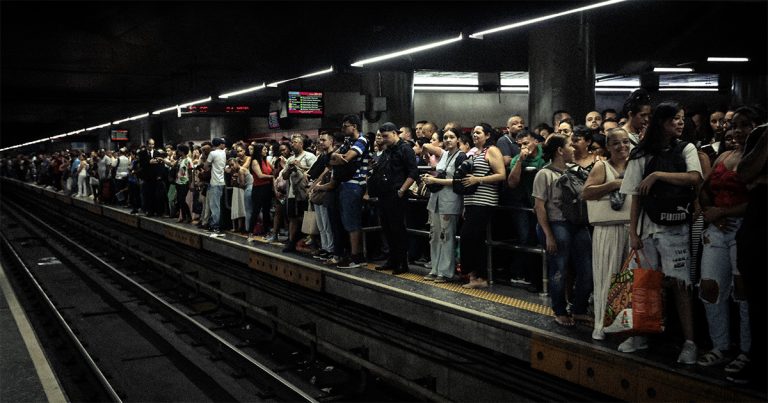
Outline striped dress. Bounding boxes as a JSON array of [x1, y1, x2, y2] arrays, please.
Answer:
[[464, 148, 498, 207]]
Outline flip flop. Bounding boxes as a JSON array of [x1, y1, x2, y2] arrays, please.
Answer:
[[555, 315, 575, 327]]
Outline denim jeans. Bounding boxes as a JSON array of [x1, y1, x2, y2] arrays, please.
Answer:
[[339, 182, 364, 232], [700, 219, 751, 352], [537, 221, 593, 316], [314, 203, 334, 253], [244, 185, 253, 232], [207, 185, 224, 230]]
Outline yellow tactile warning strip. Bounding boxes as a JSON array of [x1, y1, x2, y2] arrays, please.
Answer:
[[364, 264, 554, 317]]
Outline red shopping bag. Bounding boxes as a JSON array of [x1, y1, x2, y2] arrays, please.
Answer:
[[603, 250, 665, 334]]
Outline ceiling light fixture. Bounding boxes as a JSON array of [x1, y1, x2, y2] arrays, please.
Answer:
[[68, 129, 85, 135], [219, 83, 266, 99], [130, 113, 149, 120], [267, 66, 334, 88], [658, 87, 718, 92], [595, 87, 637, 92], [85, 123, 111, 131], [469, 0, 626, 39], [152, 105, 179, 115], [413, 85, 478, 92], [653, 67, 694, 73], [351, 34, 463, 67], [707, 57, 749, 62], [179, 97, 212, 108], [50, 134, 69, 139]]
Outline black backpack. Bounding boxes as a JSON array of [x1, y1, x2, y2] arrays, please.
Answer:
[[640, 140, 695, 226], [549, 165, 590, 225]]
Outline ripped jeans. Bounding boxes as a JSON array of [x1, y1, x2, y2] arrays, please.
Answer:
[[700, 218, 751, 353], [537, 221, 593, 317]]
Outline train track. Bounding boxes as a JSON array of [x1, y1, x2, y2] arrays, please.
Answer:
[[2, 185, 608, 402]]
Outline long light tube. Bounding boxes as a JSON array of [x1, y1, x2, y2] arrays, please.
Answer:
[[659, 87, 718, 92], [179, 96, 212, 108], [469, 0, 626, 39], [219, 83, 266, 98], [267, 66, 334, 88], [85, 122, 111, 131], [707, 57, 749, 62], [653, 67, 694, 73], [152, 105, 179, 115], [413, 85, 478, 92], [351, 34, 463, 67]]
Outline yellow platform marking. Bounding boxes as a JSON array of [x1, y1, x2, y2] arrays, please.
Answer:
[[365, 264, 554, 316]]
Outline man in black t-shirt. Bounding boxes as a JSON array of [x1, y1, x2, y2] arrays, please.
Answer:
[[372, 122, 419, 274]]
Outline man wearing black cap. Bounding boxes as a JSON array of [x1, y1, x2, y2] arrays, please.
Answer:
[[372, 122, 419, 274]]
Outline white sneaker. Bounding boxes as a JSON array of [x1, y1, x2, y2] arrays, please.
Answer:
[[677, 341, 698, 364], [618, 336, 648, 353], [592, 329, 605, 341]]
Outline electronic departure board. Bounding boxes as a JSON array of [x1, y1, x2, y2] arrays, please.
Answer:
[[287, 91, 323, 116], [179, 103, 258, 116], [110, 129, 129, 141]]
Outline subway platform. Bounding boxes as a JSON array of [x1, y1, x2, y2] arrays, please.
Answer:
[[3, 178, 764, 402]]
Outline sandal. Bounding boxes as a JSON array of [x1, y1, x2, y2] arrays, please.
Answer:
[[725, 353, 750, 373], [554, 315, 575, 327], [697, 349, 727, 367]]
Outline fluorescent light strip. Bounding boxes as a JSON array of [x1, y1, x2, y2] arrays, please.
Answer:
[[500, 86, 530, 92], [654, 67, 694, 73], [68, 129, 85, 135], [179, 96, 212, 108], [267, 66, 334, 88], [220, 83, 266, 98], [659, 87, 718, 92], [413, 85, 478, 92], [470, 0, 626, 39], [707, 57, 749, 62], [50, 134, 69, 139], [112, 117, 131, 125], [130, 113, 149, 120], [351, 34, 463, 67], [152, 105, 179, 115], [595, 87, 637, 92], [85, 123, 111, 131], [660, 82, 717, 87]]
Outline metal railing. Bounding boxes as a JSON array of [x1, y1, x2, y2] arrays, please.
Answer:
[[362, 198, 548, 295]]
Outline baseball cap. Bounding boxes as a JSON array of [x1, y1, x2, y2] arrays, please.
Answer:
[[379, 122, 401, 134], [212, 137, 225, 147]]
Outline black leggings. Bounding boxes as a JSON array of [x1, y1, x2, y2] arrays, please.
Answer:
[[251, 184, 272, 234], [460, 205, 494, 279]]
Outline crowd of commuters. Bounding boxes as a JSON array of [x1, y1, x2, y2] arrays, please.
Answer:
[[3, 89, 766, 388]]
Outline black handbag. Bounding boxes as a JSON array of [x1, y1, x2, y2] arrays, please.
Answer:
[[452, 159, 477, 195], [425, 171, 446, 193]]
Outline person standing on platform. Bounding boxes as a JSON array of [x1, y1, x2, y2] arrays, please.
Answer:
[[621, 89, 652, 146], [460, 123, 507, 289], [619, 101, 702, 364], [372, 122, 419, 275], [175, 144, 193, 223], [582, 128, 631, 340], [421, 127, 466, 282], [205, 137, 227, 234], [330, 114, 370, 268], [282, 133, 316, 253]]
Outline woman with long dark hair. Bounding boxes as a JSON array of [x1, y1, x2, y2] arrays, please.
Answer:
[[249, 143, 274, 239], [459, 123, 506, 289], [619, 101, 703, 364]]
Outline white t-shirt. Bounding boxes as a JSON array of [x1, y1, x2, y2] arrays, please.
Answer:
[[206, 148, 227, 186], [114, 155, 130, 179], [285, 151, 317, 198], [619, 143, 702, 237]]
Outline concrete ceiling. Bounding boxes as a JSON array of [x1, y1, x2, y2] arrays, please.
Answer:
[[2, 1, 766, 148]]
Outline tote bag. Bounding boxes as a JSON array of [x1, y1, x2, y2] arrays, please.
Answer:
[[603, 250, 665, 334], [587, 161, 630, 225], [301, 204, 319, 235]]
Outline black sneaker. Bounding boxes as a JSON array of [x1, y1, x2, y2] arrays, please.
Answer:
[[726, 361, 752, 385], [312, 250, 329, 260], [282, 242, 297, 253], [337, 256, 364, 269]]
